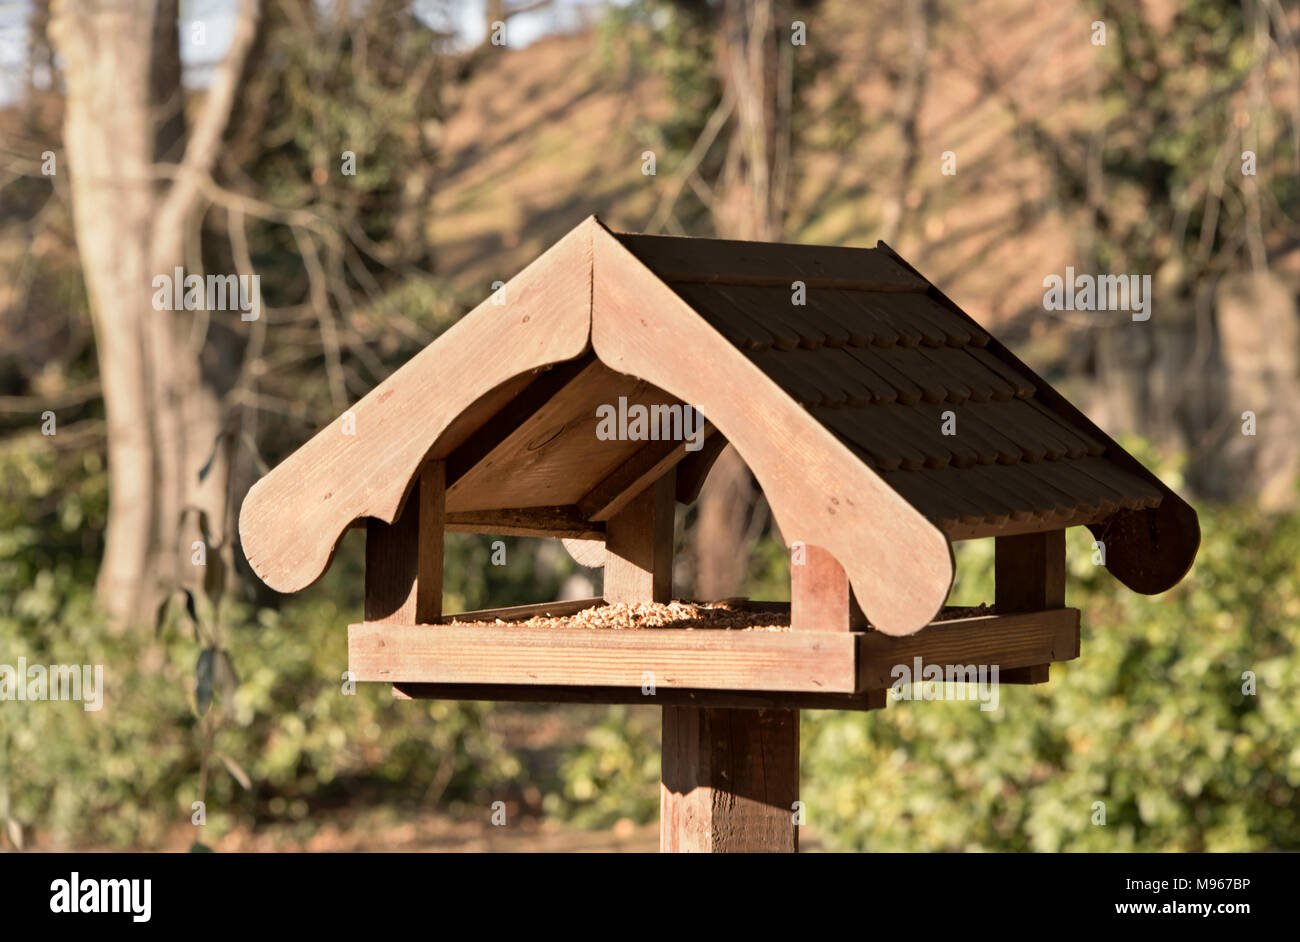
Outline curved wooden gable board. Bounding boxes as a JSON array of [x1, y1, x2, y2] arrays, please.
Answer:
[[238, 218, 597, 593], [875, 242, 1201, 595], [590, 223, 955, 636]]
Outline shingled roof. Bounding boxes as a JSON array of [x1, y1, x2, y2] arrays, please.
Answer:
[[240, 216, 1199, 636], [617, 233, 1166, 540]]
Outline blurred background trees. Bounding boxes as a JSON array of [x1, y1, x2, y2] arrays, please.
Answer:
[[1, 0, 1298, 851], [47, 0, 259, 625]]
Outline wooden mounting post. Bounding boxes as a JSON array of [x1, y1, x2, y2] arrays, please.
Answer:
[[365, 460, 445, 624], [660, 705, 799, 852], [994, 530, 1065, 684]]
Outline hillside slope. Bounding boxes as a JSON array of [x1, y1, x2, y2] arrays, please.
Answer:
[[431, 0, 1095, 336]]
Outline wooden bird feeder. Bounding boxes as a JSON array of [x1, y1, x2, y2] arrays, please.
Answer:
[[239, 216, 1199, 852]]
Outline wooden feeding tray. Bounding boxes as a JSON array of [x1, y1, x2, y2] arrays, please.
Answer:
[[239, 217, 1198, 852], [350, 598, 1081, 711]]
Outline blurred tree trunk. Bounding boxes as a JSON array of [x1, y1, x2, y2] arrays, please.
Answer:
[[987, 0, 1300, 505], [50, 1, 259, 623], [693, 0, 799, 597], [880, 0, 931, 244], [713, 0, 788, 242], [1198, 272, 1300, 509]]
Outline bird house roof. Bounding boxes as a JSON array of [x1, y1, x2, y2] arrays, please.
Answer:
[[239, 216, 1198, 635]]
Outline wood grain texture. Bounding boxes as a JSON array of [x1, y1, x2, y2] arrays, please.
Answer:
[[447, 358, 678, 511], [443, 505, 603, 539], [592, 222, 954, 636], [364, 491, 419, 624], [348, 622, 859, 692], [603, 471, 676, 604], [790, 543, 865, 631], [364, 461, 444, 623], [660, 706, 799, 852], [579, 425, 714, 522], [996, 530, 1066, 611], [392, 683, 887, 712], [442, 356, 596, 488], [239, 216, 598, 593], [857, 609, 1081, 689], [415, 462, 445, 623], [562, 538, 607, 568], [993, 530, 1066, 685], [361, 608, 1076, 696]]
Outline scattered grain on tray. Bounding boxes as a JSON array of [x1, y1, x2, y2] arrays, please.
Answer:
[[446, 600, 997, 631], [449, 600, 791, 631]]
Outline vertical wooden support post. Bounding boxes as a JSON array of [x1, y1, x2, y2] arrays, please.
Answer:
[[365, 460, 445, 624], [604, 472, 675, 603], [790, 543, 865, 631], [994, 529, 1065, 684]]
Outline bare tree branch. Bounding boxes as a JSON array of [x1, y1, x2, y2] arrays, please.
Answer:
[[151, 0, 262, 269]]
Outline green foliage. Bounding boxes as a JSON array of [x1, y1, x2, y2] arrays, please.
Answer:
[[0, 443, 554, 849], [0, 582, 527, 848], [548, 500, 1300, 850], [543, 706, 661, 828], [744, 531, 794, 602], [549, 446, 1299, 850], [1084, 0, 1296, 277], [804, 504, 1300, 851]]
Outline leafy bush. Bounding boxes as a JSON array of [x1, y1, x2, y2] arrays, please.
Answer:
[[543, 706, 661, 828], [549, 449, 1300, 850], [0, 442, 570, 849], [5, 430, 1297, 852], [0, 583, 527, 848], [804, 505, 1300, 850]]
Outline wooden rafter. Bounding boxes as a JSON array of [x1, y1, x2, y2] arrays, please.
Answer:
[[443, 505, 602, 539], [578, 424, 716, 522]]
